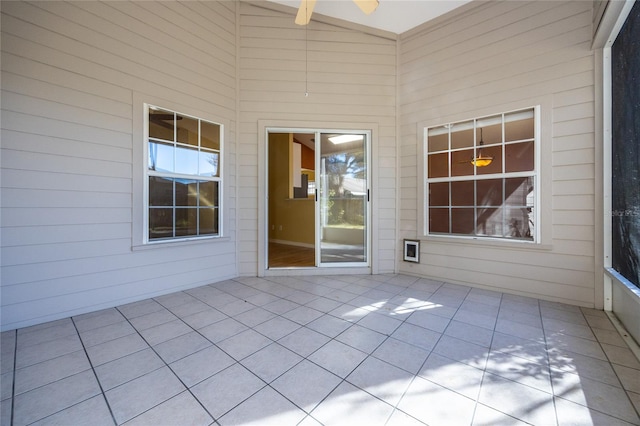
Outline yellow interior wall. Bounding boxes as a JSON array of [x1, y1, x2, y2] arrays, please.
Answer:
[[268, 134, 315, 245]]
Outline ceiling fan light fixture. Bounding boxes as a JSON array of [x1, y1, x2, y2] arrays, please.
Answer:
[[470, 156, 493, 167], [470, 127, 493, 167]]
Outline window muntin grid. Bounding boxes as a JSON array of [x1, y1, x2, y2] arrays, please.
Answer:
[[425, 107, 537, 241], [146, 106, 222, 241]]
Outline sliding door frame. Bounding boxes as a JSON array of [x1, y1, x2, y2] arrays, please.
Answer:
[[258, 120, 378, 277]]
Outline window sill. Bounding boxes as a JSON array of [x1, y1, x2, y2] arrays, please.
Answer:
[[421, 235, 553, 251], [132, 236, 231, 251]]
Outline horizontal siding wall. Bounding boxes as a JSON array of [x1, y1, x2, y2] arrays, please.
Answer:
[[238, 3, 397, 275], [0, 1, 238, 330], [398, 1, 598, 306]]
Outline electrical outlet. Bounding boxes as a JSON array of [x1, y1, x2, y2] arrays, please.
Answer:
[[279, 225, 283, 231]]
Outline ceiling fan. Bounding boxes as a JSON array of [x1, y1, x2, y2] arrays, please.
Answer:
[[295, 0, 379, 25]]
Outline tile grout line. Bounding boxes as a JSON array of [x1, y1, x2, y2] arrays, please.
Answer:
[[190, 281, 343, 423], [344, 278, 450, 426], [468, 291, 506, 426], [233, 276, 402, 425], [579, 308, 640, 422], [146, 285, 347, 423], [10, 330, 17, 426], [113, 303, 222, 425], [300, 277, 403, 425], [539, 297, 560, 426], [70, 316, 118, 426]]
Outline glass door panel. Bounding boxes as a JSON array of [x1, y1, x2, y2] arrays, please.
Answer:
[[267, 132, 316, 268], [318, 133, 368, 265]]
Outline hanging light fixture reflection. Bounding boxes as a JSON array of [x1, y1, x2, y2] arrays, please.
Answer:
[[470, 128, 493, 167]]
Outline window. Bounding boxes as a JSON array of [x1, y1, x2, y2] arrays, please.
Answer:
[[146, 105, 222, 241], [425, 107, 538, 242]]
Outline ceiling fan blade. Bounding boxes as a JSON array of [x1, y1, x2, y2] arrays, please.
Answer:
[[295, 0, 317, 25], [353, 0, 379, 15]]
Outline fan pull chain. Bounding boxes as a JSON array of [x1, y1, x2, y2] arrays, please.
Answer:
[[305, 18, 309, 97]]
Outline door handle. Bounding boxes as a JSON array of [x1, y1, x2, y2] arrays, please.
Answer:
[[367, 189, 370, 202]]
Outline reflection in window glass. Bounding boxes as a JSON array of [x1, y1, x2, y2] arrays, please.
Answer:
[[146, 105, 222, 241], [149, 177, 173, 206], [201, 121, 221, 150], [199, 152, 219, 177], [149, 208, 173, 239], [427, 128, 448, 152], [451, 180, 474, 206], [199, 182, 218, 207], [149, 109, 174, 141], [477, 179, 503, 206], [429, 208, 449, 233], [149, 142, 174, 172], [451, 208, 474, 234], [477, 207, 503, 237], [451, 150, 475, 177], [175, 180, 198, 206], [175, 208, 198, 237], [505, 109, 534, 141], [475, 145, 502, 176], [200, 208, 218, 235], [505, 141, 534, 172], [451, 121, 474, 149], [477, 115, 502, 145], [425, 107, 537, 241], [176, 115, 199, 146], [429, 182, 449, 206], [428, 153, 448, 178], [175, 146, 199, 175]]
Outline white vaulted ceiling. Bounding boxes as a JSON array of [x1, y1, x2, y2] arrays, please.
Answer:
[[266, 0, 472, 34]]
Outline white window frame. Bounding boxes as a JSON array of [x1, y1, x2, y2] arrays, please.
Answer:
[[423, 106, 541, 243], [140, 103, 224, 245]]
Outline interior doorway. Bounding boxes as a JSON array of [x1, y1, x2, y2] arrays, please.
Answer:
[[267, 130, 370, 269]]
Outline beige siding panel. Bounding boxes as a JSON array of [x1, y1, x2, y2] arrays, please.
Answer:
[[3, 111, 131, 149], [553, 195, 595, 211], [1, 188, 131, 209], [1, 13, 236, 107], [2, 169, 131, 193], [553, 225, 595, 242], [4, 241, 235, 284], [2, 91, 131, 134], [2, 207, 131, 228], [238, 2, 396, 276], [554, 210, 595, 226], [553, 179, 595, 196], [421, 241, 595, 272], [2, 72, 132, 119], [2, 52, 132, 103], [419, 264, 594, 306], [1, 130, 131, 163], [1, 0, 237, 330], [3, 253, 236, 304], [553, 134, 596, 152], [1, 223, 130, 248], [553, 164, 595, 181], [1, 263, 237, 328], [399, 0, 597, 306], [553, 149, 595, 166], [2, 149, 131, 179]]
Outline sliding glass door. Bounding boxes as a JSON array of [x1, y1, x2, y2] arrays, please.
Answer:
[[266, 129, 370, 269], [318, 133, 368, 265]]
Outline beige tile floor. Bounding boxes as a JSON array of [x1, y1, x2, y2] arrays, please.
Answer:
[[1, 274, 639, 425]]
